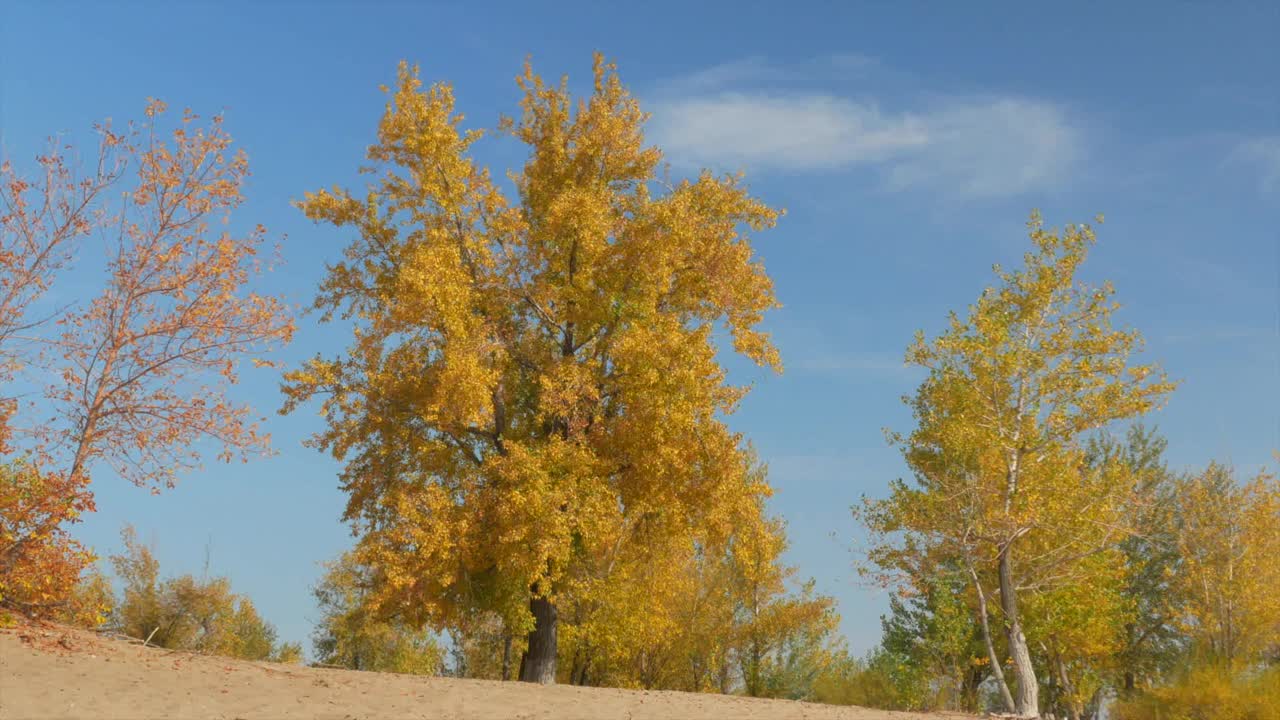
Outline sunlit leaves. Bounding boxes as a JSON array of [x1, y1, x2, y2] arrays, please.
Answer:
[[858, 212, 1174, 715], [0, 101, 293, 616], [283, 54, 783, 656], [0, 460, 96, 614], [312, 552, 446, 674], [1172, 464, 1280, 662]]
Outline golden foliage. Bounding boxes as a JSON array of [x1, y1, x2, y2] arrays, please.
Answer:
[[556, 469, 838, 694], [56, 563, 115, 629], [0, 460, 95, 614], [283, 53, 782, 671], [1114, 665, 1280, 720], [859, 212, 1174, 715], [1172, 464, 1280, 662], [312, 552, 446, 675]]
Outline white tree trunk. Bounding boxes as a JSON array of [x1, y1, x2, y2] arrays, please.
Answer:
[[970, 565, 1017, 713], [1000, 544, 1039, 718]]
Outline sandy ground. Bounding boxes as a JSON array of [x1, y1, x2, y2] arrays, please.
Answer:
[[0, 620, 976, 720]]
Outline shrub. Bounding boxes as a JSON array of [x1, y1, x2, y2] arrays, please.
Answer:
[[1113, 664, 1280, 720]]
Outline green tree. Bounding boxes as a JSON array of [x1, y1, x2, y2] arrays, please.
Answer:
[[1086, 425, 1185, 694], [878, 572, 987, 712]]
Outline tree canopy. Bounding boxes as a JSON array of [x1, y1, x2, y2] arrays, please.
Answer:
[[283, 54, 786, 683]]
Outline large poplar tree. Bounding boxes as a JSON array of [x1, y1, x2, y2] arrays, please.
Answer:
[[284, 55, 782, 683]]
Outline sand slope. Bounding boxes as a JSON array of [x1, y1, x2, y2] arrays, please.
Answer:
[[0, 621, 975, 720]]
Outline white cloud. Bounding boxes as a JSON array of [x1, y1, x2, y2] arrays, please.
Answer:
[[648, 60, 1081, 199], [661, 54, 881, 95], [651, 93, 929, 171], [660, 57, 787, 93], [883, 99, 1079, 198], [1233, 136, 1280, 193]]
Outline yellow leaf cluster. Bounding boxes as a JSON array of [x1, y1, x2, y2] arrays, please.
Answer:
[[283, 55, 783, 647]]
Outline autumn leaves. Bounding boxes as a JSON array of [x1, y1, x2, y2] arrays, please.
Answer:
[[856, 217, 1279, 718], [283, 55, 804, 686], [1, 103, 292, 616], [2, 53, 1275, 715]]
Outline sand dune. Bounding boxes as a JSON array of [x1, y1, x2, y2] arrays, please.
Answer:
[[0, 621, 975, 720]]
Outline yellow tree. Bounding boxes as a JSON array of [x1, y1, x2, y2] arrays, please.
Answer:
[[1086, 425, 1184, 695], [1172, 464, 1280, 664], [728, 511, 839, 699], [448, 611, 516, 680], [556, 466, 837, 695], [312, 551, 446, 675], [859, 213, 1174, 717], [1023, 551, 1132, 720], [556, 511, 703, 688], [283, 55, 782, 684]]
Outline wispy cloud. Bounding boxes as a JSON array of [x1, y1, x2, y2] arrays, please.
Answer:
[[659, 57, 790, 94], [648, 57, 1081, 199], [660, 54, 882, 95], [651, 93, 929, 171], [1232, 136, 1280, 193], [881, 99, 1079, 198]]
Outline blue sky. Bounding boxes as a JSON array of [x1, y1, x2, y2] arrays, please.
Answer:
[[2, 1, 1277, 656]]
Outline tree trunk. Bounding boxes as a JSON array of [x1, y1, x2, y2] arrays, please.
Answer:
[[970, 565, 1017, 713], [964, 665, 985, 712], [1053, 654, 1081, 720], [999, 543, 1039, 718], [745, 638, 763, 696], [569, 645, 593, 686], [1083, 687, 1104, 720], [501, 634, 513, 681], [519, 596, 558, 684]]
